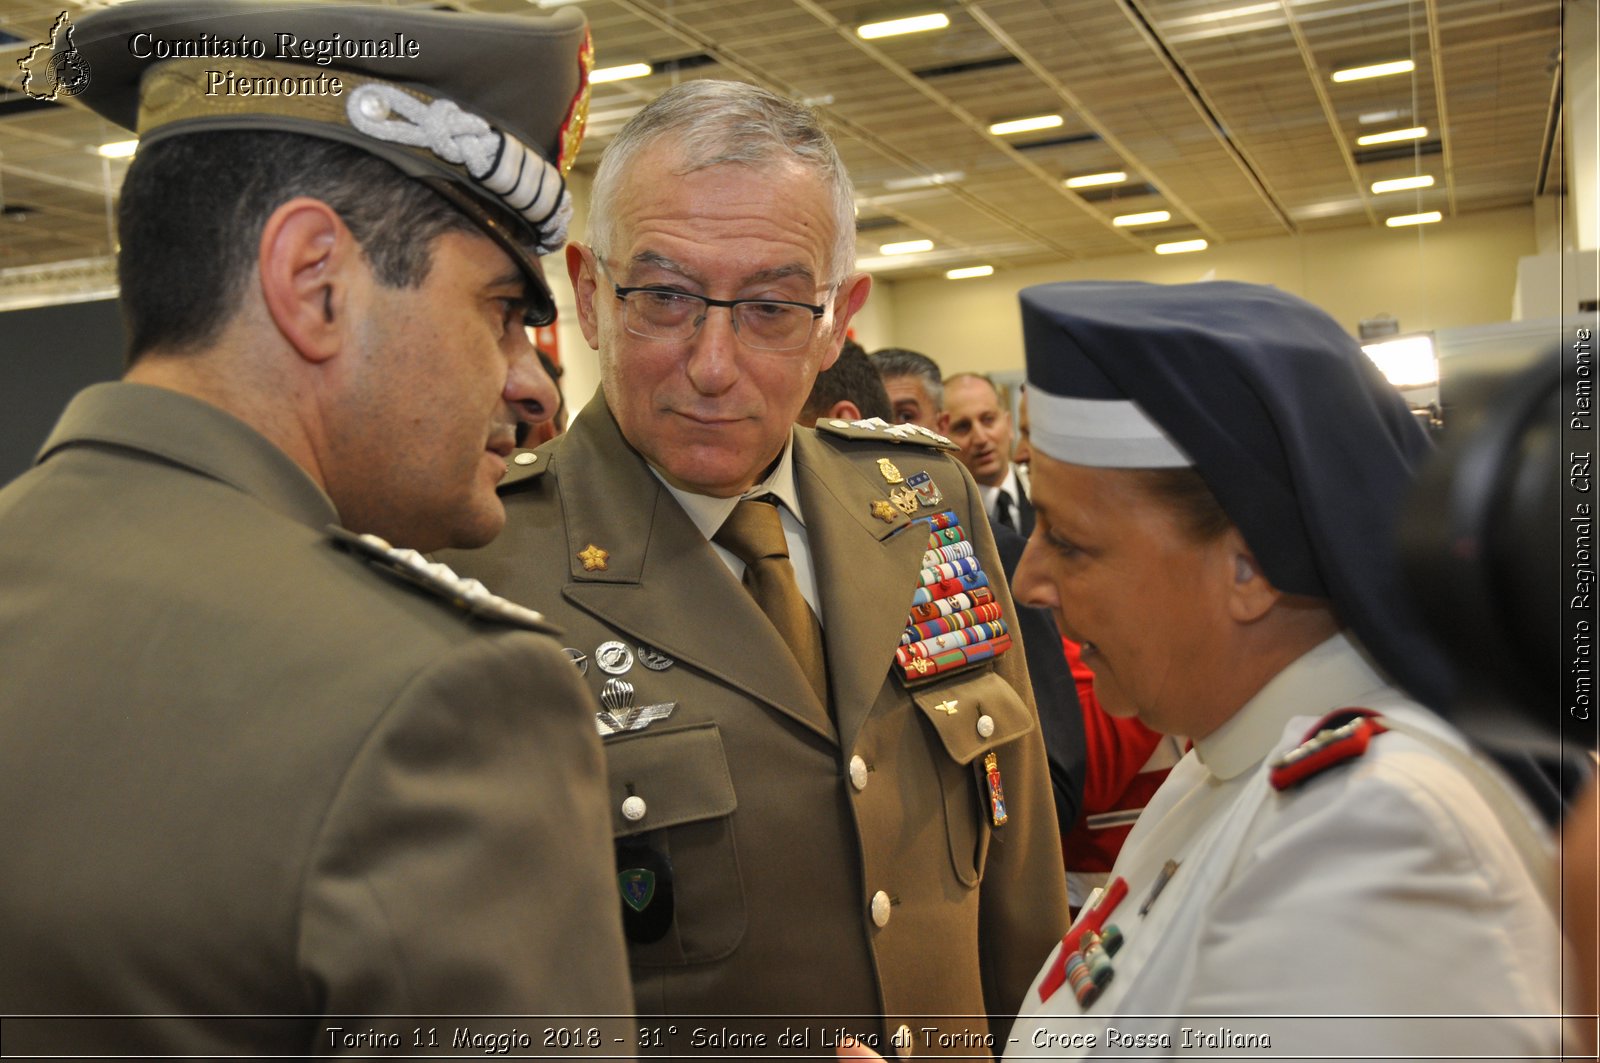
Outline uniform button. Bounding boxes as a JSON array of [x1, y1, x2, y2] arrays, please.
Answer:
[[513, 452, 538, 466], [621, 795, 647, 821], [976, 714, 995, 738], [849, 755, 869, 791], [894, 1024, 914, 1059], [870, 890, 891, 928]]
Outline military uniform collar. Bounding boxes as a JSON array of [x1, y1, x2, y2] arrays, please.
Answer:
[[653, 434, 806, 541], [38, 382, 338, 531], [1192, 631, 1391, 781]]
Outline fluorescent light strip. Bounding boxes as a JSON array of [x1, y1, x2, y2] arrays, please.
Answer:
[[1357, 126, 1428, 146], [1154, 239, 1207, 255], [989, 114, 1063, 136], [857, 13, 950, 39], [1112, 210, 1171, 227], [883, 170, 964, 192], [1064, 171, 1126, 189], [1160, 2, 1278, 27], [946, 265, 994, 279], [1332, 59, 1415, 83], [1386, 211, 1442, 228], [1371, 175, 1435, 194], [96, 139, 138, 159], [880, 239, 934, 255], [590, 63, 652, 84]]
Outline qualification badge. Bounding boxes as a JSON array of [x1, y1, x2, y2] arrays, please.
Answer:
[[878, 457, 904, 484], [889, 485, 920, 515], [594, 677, 677, 735]]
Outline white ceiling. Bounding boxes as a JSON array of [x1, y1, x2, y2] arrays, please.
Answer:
[[0, 0, 1570, 300]]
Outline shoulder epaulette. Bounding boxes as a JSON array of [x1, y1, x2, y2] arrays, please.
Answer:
[[1268, 708, 1387, 791], [326, 525, 557, 633], [815, 416, 958, 451]]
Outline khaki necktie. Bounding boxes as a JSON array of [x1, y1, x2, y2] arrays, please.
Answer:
[[714, 497, 828, 705]]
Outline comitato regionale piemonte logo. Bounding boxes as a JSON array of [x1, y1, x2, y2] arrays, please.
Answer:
[[18, 12, 92, 102]]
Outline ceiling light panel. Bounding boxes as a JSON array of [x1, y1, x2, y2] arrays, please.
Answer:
[[1331, 60, 1416, 83], [989, 114, 1064, 136], [857, 13, 950, 40], [1371, 175, 1435, 194], [880, 239, 935, 255], [1112, 210, 1172, 227], [1357, 127, 1429, 146], [1385, 212, 1442, 227], [1064, 171, 1127, 189]]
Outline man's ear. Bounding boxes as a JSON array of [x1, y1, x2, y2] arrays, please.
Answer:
[[257, 197, 358, 365], [936, 411, 951, 434], [1223, 528, 1280, 623], [824, 399, 863, 423], [566, 243, 602, 350], [819, 272, 873, 372]]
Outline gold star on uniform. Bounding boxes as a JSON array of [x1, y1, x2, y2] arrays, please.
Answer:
[[870, 500, 898, 523], [577, 543, 609, 571]]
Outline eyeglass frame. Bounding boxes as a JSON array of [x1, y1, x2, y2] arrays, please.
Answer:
[[593, 255, 836, 352]]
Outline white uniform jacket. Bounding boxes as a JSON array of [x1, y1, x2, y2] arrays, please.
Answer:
[[1008, 633, 1563, 1061]]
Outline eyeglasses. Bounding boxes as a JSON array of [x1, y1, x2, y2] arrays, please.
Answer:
[[597, 259, 829, 352]]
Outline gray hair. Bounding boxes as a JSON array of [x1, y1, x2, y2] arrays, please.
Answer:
[[870, 347, 944, 410], [586, 79, 857, 285]]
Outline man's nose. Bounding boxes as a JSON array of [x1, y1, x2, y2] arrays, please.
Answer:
[[505, 342, 561, 428], [684, 307, 742, 396]]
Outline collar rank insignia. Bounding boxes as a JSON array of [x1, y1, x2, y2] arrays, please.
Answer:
[[595, 677, 677, 736], [328, 526, 552, 632], [892, 510, 1012, 686]]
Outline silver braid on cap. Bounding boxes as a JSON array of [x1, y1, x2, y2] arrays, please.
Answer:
[[347, 83, 572, 254]]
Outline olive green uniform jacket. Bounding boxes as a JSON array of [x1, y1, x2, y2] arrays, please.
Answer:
[[446, 396, 1069, 1056], [0, 383, 632, 1056]]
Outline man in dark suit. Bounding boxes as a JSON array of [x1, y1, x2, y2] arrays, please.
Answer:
[[945, 372, 1034, 537], [0, 3, 631, 1054], [445, 79, 1068, 1053]]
